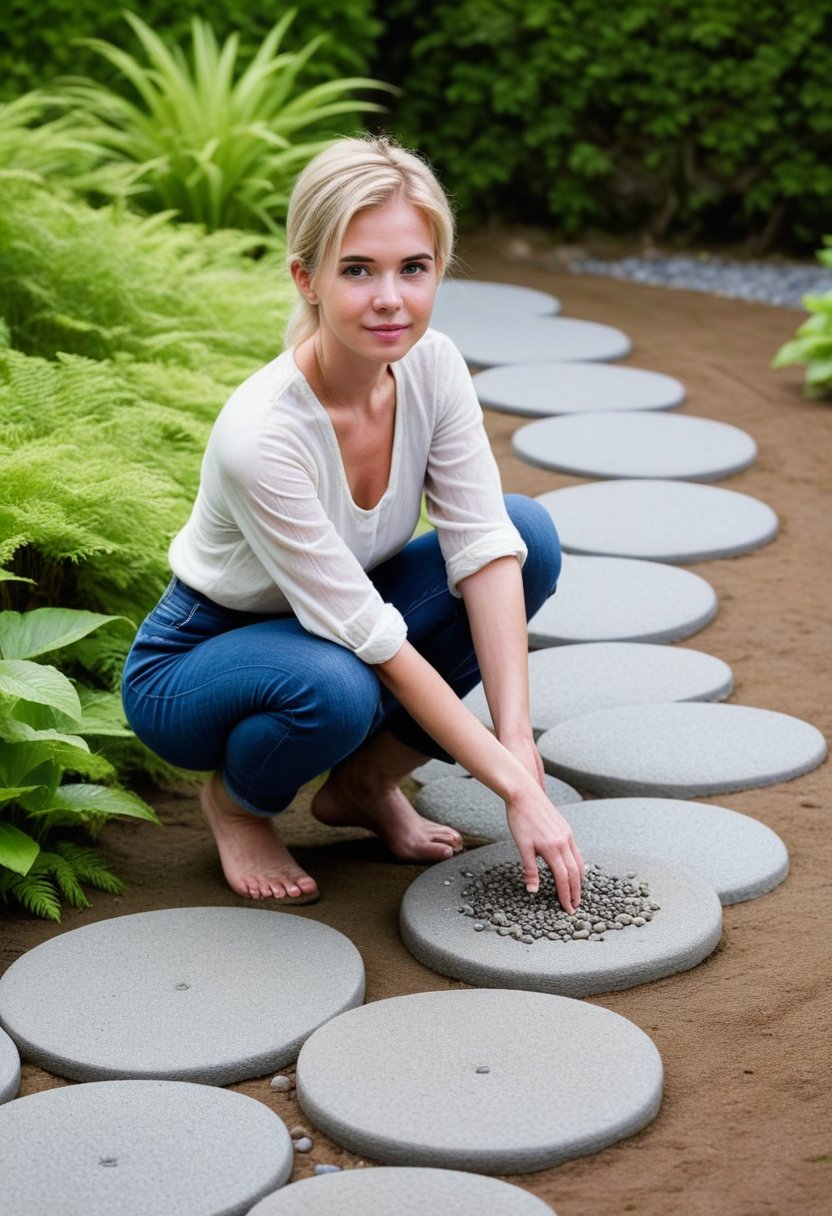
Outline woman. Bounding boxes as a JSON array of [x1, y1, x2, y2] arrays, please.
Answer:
[[122, 135, 584, 913]]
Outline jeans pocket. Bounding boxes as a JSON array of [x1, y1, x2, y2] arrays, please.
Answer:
[[146, 578, 201, 630]]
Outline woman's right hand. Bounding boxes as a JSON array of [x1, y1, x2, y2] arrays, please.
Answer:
[[505, 783, 585, 915]]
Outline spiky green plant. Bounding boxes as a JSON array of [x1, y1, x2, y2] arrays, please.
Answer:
[[0, 580, 159, 920], [61, 9, 394, 231], [773, 239, 832, 398]]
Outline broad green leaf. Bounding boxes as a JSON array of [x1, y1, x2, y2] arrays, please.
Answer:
[[0, 718, 89, 751], [49, 783, 161, 824], [0, 822, 40, 875], [0, 785, 44, 806], [0, 607, 127, 660], [0, 572, 35, 585], [0, 659, 81, 719]]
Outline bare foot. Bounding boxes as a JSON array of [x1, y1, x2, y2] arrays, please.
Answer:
[[200, 773, 319, 904], [311, 763, 463, 863]]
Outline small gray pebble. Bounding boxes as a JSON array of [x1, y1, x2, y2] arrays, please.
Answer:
[[633, 917, 646, 926], [289, 1125, 309, 1139], [294, 1137, 313, 1153], [573, 929, 590, 940], [473, 923, 485, 932], [314, 1164, 342, 1176], [269, 1075, 292, 1092], [475, 1065, 491, 1074], [519, 934, 535, 944]]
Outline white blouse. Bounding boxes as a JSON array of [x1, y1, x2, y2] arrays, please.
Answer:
[[168, 328, 526, 664]]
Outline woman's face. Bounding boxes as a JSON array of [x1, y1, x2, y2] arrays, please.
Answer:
[[300, 194, 440, 367]]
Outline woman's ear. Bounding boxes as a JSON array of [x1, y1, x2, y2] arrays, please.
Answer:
[[290, 260, 318, 303]]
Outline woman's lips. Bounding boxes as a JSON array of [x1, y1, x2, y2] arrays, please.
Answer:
[[366, 324, 409, 340]]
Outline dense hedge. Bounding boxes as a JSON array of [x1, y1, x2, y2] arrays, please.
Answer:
[[0, 0, 381, 96], [379, 0, 832, 249]]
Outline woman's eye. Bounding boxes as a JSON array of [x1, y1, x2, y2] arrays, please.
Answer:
[[342, 264, 369, 277], [402, 262, 427, 275]]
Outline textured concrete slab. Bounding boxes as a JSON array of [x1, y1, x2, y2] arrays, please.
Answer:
[[436, 315, 632, 367], [528, 555, 718, 646], [415, 774, 582, 840], [537, 703, 828, 797], [249, 1167, 557, 1214], [463, 642, 733, 736], [411, 757, 468, 784], [400, 843, 722, 998], [562, 797, 789, 904], [0, 1079, 292, 1216], [473, 361, 685, 416], [433, 278, 561, 326], [537, 479, 778, 562], [0, 1026, 20, 1104], [296, 988, 662, 1173], [513, 412, 757, 481], [0, 907, 364, 1085]]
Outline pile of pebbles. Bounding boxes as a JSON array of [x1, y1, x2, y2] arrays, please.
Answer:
[[457, 859, 660, 944]]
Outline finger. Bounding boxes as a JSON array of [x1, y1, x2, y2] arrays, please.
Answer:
[[520, 844, 540, 894], [549, 854, 576, 915], [569, 852, 583, 910]]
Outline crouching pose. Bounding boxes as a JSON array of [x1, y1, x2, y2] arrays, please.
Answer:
[[122, 135, 584, 912]]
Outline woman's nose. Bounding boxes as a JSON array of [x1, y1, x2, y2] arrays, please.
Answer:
[[373, 276, 402, 310]]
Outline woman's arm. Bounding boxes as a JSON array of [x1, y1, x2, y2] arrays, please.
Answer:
[[375, 635, 584, 913]]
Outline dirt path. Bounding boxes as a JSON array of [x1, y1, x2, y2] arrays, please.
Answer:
[[2, 236, 830, 1216]]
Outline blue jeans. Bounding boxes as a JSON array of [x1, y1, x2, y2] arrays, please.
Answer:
[[121, 495, 560, 815]]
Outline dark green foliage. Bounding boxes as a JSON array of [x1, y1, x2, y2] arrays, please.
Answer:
[[0, 0, 382, 98], [773, 240, 832, 396], [380, 0, 832, 249]]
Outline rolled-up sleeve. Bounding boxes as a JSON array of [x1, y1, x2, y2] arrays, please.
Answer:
[[424, 336, 527, 594]]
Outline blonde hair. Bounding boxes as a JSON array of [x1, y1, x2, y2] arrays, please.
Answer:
[[285, 134, 455, 348]]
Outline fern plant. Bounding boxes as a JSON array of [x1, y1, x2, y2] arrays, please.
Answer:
[[61, 9, 394, 231], [773, 238, 832, 398], [0, 577, 159, 921]]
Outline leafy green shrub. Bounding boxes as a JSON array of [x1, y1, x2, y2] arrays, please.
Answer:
[[0, 580, 159, 921], [381, 0, 832, 249], [772, 239, 832, 396], [0, 0, 382, 100], [57, 10, 393, 230]]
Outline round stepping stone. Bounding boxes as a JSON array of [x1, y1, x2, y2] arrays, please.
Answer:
[[463, 642, 733, 735], [0, 907, 364, 1085], [537, 703, 828, 798], [528, 554, 718, 646], [513, 412, 757, 481], [435, 314, 632, 367], [296, 988, 663, 1172], [249, 1166, 557, 1215], [473, 361, 685, 416], [562, 798, 789, 904], [411, 757, 468, 784], [433, 278, 561, 325], [400, 842, 722, 998], [415, 773, 583, 840], [537, 480, 778, 562], [0, 1079, 292, 1216], [0, 1026, 20, 1104]]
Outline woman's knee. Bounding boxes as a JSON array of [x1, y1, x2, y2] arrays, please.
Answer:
[[504, 493, 562, 609]]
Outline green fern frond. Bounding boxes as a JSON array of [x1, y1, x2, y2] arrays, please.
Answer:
[[53, 840, 126, 893], [0, 869, 62, 920], [32, 850, 91, 908]]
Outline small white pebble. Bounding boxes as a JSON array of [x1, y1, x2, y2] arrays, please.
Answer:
[[314, 1164, 341, 1176], [269, 1075, 292, 1092], [294, 1137, 313, 1153]]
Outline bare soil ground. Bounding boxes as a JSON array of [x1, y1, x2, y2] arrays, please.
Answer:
[[2, 234, 830, 1216]]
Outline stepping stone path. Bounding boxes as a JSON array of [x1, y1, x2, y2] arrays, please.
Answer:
[[513, 411, 757, 481], [0, 907, 364, 1085], [473, 361, 686, 416], [462, 642, 734, 735], [561, 798, 789, 905], [400, 843, 722, 998], [536, 479, 778, 562], [0, 1026, 20, 1104], [415, 773, 582, 840], [435, 314, 632, 368], [248, 1166, 557, 1215], [529, 554, 718, 646], [295, 988, 663, 1173], [537, 703, 827, 798], [0, 1079, 293, 1216]]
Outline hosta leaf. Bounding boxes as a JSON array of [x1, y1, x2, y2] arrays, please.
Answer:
[[0, 821, 40, 875], [0, 717, 89, 751], [0, 607, 126, 660], [50, 783, 161, 824], [0, 659, 81, 719]]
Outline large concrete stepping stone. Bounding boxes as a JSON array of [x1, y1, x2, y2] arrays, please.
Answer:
[[432, 278, 561, 326], [415, 773, 583, 840], [400, 843, 722, 998], [513, 412, 757, 481], [436, 314, 632, 367], [537, 703, 828, 797], [296, 988, 663, 1172], [562, 798, 789, 905], [537, 479, 778, 562], [0, 1079, 292, 1216], [463, 642, 733, 736], [473, 361, 685, 416], [0, 1025, 20, 1104], [528, 554, 718, 646], [0, 907, 364, 1085], [249, 1167, 556, 1214]]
